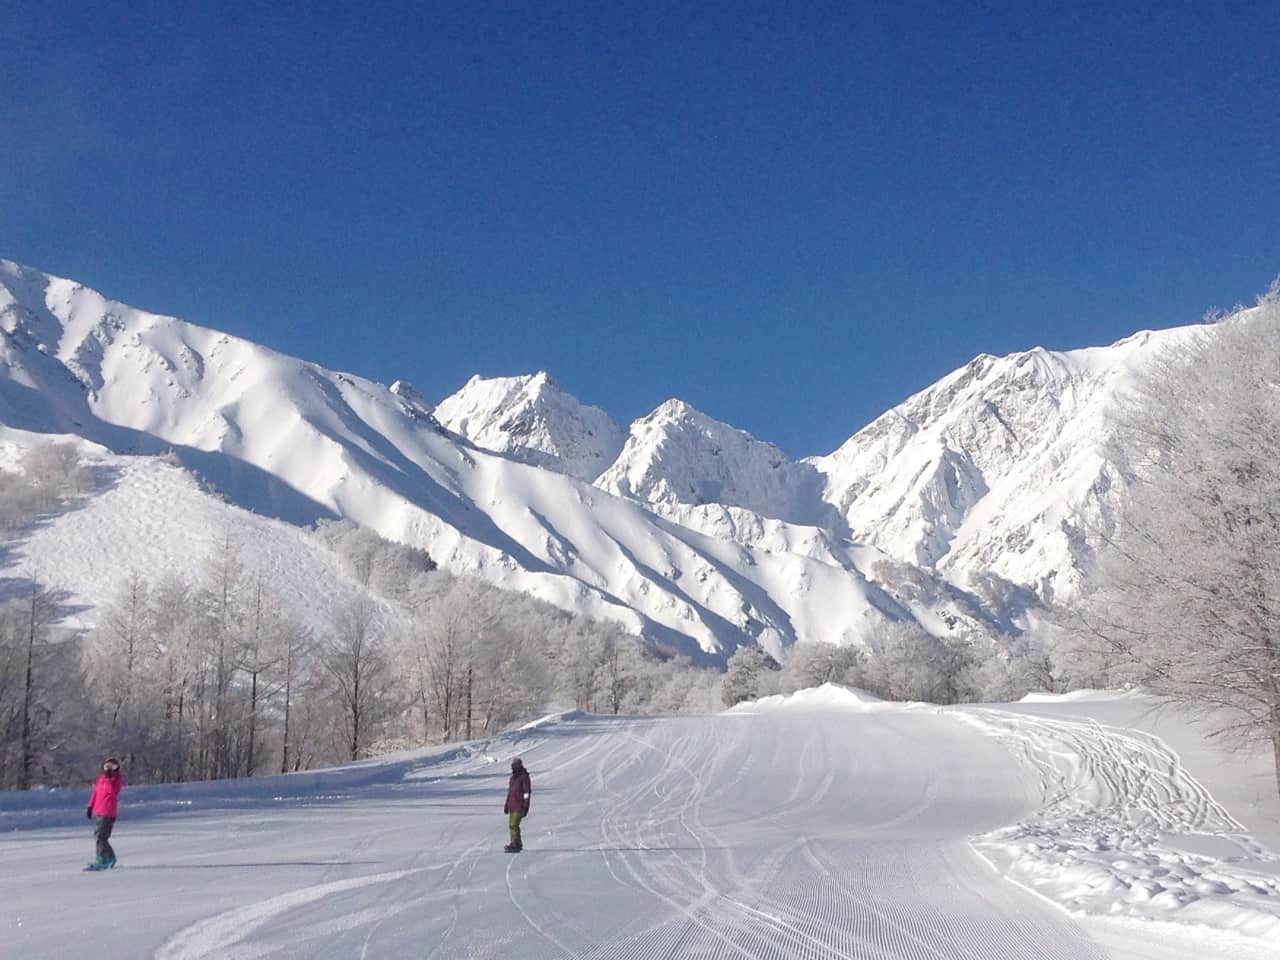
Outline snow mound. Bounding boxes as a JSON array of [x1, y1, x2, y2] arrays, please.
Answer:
[[518, 709, 589, 730], [1017, 688, 1140, 704], [730, 682, 892, 713], [956, 708, 1280, 941]]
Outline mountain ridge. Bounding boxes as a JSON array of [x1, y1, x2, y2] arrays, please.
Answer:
[[0, 257, 1216, 659]]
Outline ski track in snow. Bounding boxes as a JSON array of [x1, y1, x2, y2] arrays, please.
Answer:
[[3, 704, 1277, 959], [954, 708, 1280, 941]]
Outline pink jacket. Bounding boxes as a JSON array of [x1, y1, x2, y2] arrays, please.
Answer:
[[88, 771, 124, 817]]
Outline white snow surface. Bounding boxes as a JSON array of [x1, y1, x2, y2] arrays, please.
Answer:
[[955, 707, 1280, 942], [433, 371, 624, 481], [0, 427, 382, 633], [728, 680, 890, 712], [4, 692, 1278, 958]]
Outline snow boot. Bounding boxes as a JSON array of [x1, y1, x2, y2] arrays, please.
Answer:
[[104, 854, 117, 869], [503, 844, 522, 853], [85, 854, 106, 871]]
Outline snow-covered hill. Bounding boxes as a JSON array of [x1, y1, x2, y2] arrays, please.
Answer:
[[0, 257, 1217, 657], [0, 428, 381, 635], [434, 371, 623, 481]]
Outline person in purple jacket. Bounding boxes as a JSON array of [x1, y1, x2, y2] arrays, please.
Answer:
[[86, 757, 124, 870], [503, 757, 531, 853]]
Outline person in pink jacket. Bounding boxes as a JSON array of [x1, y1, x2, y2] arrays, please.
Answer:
[[86, 757, 124, 870]]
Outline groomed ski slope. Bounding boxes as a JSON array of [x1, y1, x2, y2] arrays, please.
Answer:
[[3, 690, 1277, 959]]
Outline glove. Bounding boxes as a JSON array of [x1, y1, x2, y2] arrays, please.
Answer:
[[86, 807, 93, 820]]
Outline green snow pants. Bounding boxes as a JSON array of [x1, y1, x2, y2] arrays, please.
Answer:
[[508, 810, 525, 849]]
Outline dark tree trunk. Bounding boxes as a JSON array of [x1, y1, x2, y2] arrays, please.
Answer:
[[280, 656, 293, 775], [19, 592, 36, 791], [465, 665, 473, 740], [247, 668, 259, 776]]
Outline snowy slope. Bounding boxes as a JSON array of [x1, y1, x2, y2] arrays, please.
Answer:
[[806, 331, 1203, 601], [3, 694, 1276, 958], [0, 427, 382, 635], [0, 260, 956, 659], [433, 371, 624, 481]]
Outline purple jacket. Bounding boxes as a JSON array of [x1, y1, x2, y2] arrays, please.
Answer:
[[504, 767, 531, 815]]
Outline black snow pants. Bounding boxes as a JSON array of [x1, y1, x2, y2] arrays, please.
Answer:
[[94, 815, 116, 861]]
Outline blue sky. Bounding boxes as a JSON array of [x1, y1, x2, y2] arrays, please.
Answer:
[[4, 1, 1278, 456]]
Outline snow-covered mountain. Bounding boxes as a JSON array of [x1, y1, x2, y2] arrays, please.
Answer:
[[588, 331, 1204, 607], [0, 257, 1215, 659], [0, 260, 965, 660], [596, 399, 837, 529], [807, 331, 1197, 601], [434, 371, 623, 481]]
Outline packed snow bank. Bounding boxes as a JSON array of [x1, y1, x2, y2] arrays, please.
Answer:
[[518, 709, 588, 730], [1018, 688, 1142, 704], [728, 682, 895, 713], [955, 707, 1280, 941]]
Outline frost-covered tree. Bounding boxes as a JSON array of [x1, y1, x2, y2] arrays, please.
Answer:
[[595, 626, 644, 715], [721, 645, 779, 707], [196, 532, 248, 779], [403, 575, 480, 739], [19, 442, 93, 501], [86, 572, 152, 736], [321, 596, 391, 761], [779, 641, 865, 694], [0, 442, 92, 528], [238, 576, 307, 776], [276, 615, 314, 774], [0, 582, 85, 789], [313, 519, 434, 599], [147, 575, 199, 781], [553, 621, 604, 711], [471, 621, 550, 734], [862, 621, 976, 704], [966, 635, 1049, 703], [1076, 290, 1280, 796], [643, 655, 722, 713]]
